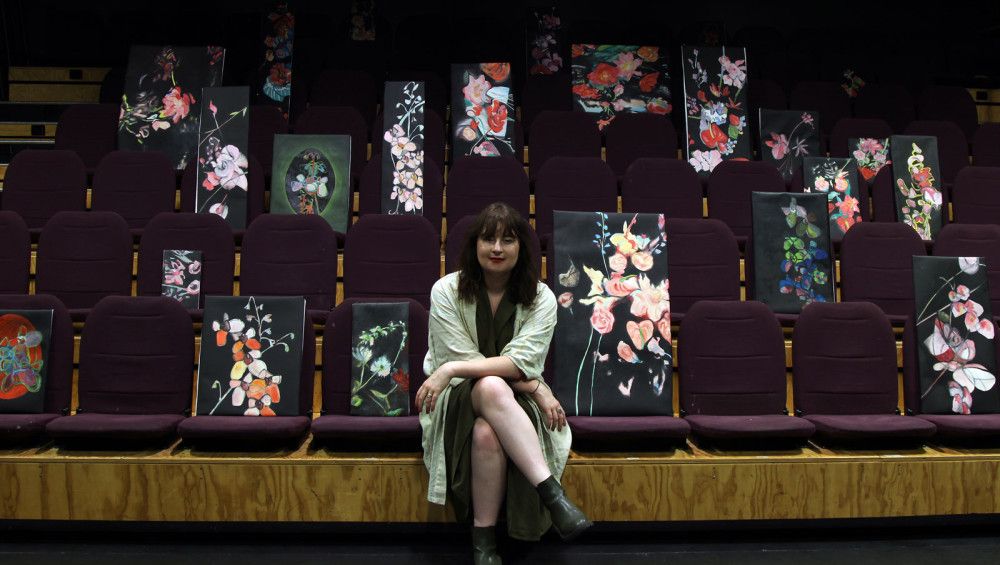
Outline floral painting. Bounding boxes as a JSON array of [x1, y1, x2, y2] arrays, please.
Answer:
[[381, 81, 425, 215], [196, 86, 250, 229], [682, 46, 750, 176], [0, 310, 52, 414], [349, 0, 376, 41], [350, 302, 409, 416], [571, 44, 672, 130], [849, 137, 891, 181], [802, 156, 863, 240], [552, 212, 672, 416], [161, 250, 202, 309], [890, 135, 943, 241], [526, 6, 565, 76], [751, 192, 833, 313], [450, 63, 516, 158], [258, 2, 293, 119], [118, 45, 225, 170], [196, 296, 305, 416], [842, 69, 865, 98], [758, 109, 819, 182], [913, 256, 999, 414], [270, 134, 352, 233]]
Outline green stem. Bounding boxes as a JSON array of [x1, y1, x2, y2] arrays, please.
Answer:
[[589, 334, 604, 416], [574, 328, 595, 414]]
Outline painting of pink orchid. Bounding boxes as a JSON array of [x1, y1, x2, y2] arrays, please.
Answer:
[[380, 81, 425, 216], [759, 109, 819, 182]]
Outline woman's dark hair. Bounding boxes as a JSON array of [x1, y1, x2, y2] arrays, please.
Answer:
[[457, 202, 539, 307]]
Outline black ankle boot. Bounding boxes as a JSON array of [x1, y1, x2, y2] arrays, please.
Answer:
[[536, 476, 593, 540], [472, 526, 502, 565]]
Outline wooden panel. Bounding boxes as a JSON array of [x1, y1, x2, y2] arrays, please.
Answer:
[[8, 67, 110, 82], [0, 124, 57, 137], [8, 84, 102, 103]]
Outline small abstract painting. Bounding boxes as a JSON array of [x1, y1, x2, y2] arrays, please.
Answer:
[[118, 45, 225, 170], [350, 302, 410, 416], [913, 256, 998, 414], [161, 250, 203, 309], [196, 296, 306, 416], [381, 81, 425, 215], [571, 44, 672, 130], [0, 310, 53, 414], [258, 2, 294, 119], [890, 135, 943, 241], [751, 192, 833, 313], [526, 6, 565, 76], [450, 63, 516, 158], [195, 86, 250, 229], [759, 109, 819, 182], [849, 137, 891, 182], [682, 45, 750, 176], [270, 134, 352, 233], [350, 0, 377, 41], [552, 211, 672, 416], [802, 156, 862, 240]]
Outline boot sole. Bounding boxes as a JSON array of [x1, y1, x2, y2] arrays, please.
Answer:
[[556, 518, 594, 541]]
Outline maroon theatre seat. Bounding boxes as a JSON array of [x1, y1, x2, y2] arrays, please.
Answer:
[[916, 86, 979, 141], [1, 150, 87, 233], [445, 215, 542, 276], [621, 158, 703, 219], [248, 104, 288, 175], [309, 69, 378, 126], [0, 211, 30, 294], [853, 83, 915, 134], [665, 218, 741, 320], [357, 156, 443, 236], [522, 74, 573, 139], [91, 150, 176, 235], [528, 111, 602, 181], [54, 103, 119, 175], [828, 118, 893, 158], [604, 113, 679, 178], [933, 223, 1000, 315], [950, 167, 1000, 227], [343, 215, 439, 309], [839, 222, 926, 324], [534, 157, 618, 248], [445, 156, 530, 224], [789, 81, 851, 138], [972, 124, 1000, 166], [706, 160, 786, 245]]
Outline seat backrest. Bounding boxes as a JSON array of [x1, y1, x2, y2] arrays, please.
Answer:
[[1, 150, 87, 229], [793, 302, 899, 415], [77, 296, 194, 415], [343, 215, 439, 308], [0, 211, 30, 294], [678, 301, 787, 415], [180, 154, 266, 226], [621, 157, 703, 219], [357, 156, 443, 234], [839, 222, 926, 317], [665, 218, 741, 314], [0, 294, 74, 414], [853, 83, 916, 133], [54, 103, 119, 172], [35, 211, 133, 310], [534, 157, 618, 239], [951, 166, 1000, 226], [322, 297, 429, 415], [829, 118, 893, 158], [973, 124, 1000, 166], [789, 81, 851, 136], [706, 160, 786, 238], [137, 212, 235, 299], [91, 150, 177, 230], [292, 105, 368, 182], [748, 77, 788, 114], [308, 68, 378, 125], [522, 74, 573, 137], [444, 214, 542, 276], [604, 114, 678, 177], [932, 223, 1000, 315], [446, 156, 530, 223], [371, 107, 446, 174], [904, 120, 970, 186], [916, 85, 979, 141], [528, 111, 602, 180], [248, 104, 288, 173]]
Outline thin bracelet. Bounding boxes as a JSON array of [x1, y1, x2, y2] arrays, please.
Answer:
[[530, 380, 541, 394]]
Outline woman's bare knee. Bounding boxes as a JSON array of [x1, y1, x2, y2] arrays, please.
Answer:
[[471, 375, 514, 409], [472, 418, 502, 454]]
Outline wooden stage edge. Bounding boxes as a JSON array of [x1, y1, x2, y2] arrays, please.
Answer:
[[2, 442, 1000, 523]]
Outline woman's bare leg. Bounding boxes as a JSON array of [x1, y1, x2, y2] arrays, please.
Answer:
[[471, 417, 506, 527], [471, 376, 552, 486]]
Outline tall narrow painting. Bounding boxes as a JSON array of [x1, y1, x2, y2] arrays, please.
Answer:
[[526, 6, 565, 76], [258, 2, 294, 119], [380, 81, 425, 215], [270, 134, 352, 233], [682, 46, 750, 176], [450, 63, 516, 158], [552, 211, 672, 416], [912, 256, 998, 414], [759, 109, 819, 182], [802, 156, 862, 240], [349, 0, 377, 41], [196, 296, 306, 416], [161, 249, 203, 309], [751, 192, 833, 313], [0, 310, 53, 414], [890, 135, 943, 241], [195, 86, 250, 229], [571, 45, 672, 130], [350, 302, 410, 416], [849, 137, 891, 182], [118, 45, 225, 170]]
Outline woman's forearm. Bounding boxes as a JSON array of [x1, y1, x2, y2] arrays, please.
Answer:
[[441, 356, 522, 381]]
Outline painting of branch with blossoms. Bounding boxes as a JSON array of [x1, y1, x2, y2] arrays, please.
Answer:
[[849, 137, 891, 181], [553, 211, 672, 416], [161, 250, 202, 309], [682, 46, 750, 176], [350, 302, 410, 416], [802, 156, 862, 240], [913, 256, 999, 414], [450, 63, 516, 158], [118, 45, 225, 170], [196, 86, 249, 229], [891, 135, 943, 241], [526, 7, 565, 76], [196, 296, 305, 416], [380, 81, 425, 215], [270, 134, 352, 233], [759, 109, 819, 182], [751, 192, 833, 313], [571, 44, 672, 130], [258, 2, 293, 119]]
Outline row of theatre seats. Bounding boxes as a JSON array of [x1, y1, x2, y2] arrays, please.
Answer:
[[1, 293, 997, 451]]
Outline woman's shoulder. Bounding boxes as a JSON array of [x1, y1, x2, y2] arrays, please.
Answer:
[[431, 272, 461, 300], [532, 281, 556, 311]]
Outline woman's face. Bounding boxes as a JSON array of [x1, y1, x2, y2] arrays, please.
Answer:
[[477, 228, 520, 277]]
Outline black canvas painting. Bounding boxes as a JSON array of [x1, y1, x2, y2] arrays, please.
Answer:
[[913, 256, 999, 414], [759, 109, 820, 182], [270, 134, 352, 233], [196, 296, 305, 416], [162, 249, 202, 309], [258, 2, 293, 118], [196, 86, 250, 229], [526, 6, 565, 76], [751, 192, 834, 313], [450, 63, 516, 158], [890, 135, 943, 241], [349, 0, 376, 41], [0, 309, 53, 414], [118, 45, 225, 170], [381, 81, 425, 215], [571, 45, 673, 130], [682, 45, 750, 176], [552, 211, 672, 416], [350, 302, 410, 416], [802, 156, 862, 241]]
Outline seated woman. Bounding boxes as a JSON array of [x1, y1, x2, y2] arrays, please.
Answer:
[[418, 202, 591, 564]]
